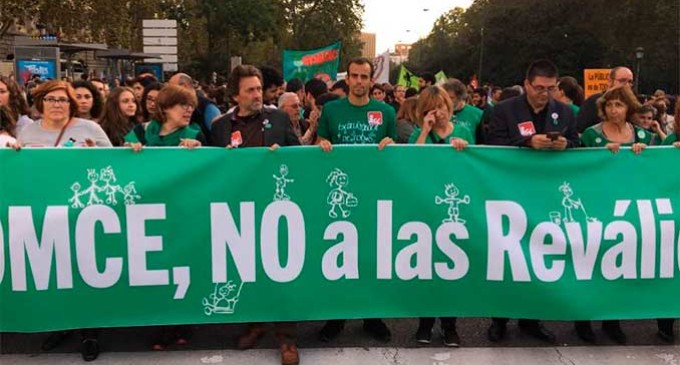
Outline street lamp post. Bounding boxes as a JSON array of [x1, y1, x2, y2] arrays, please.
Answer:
[[635, 47, 644, 94]]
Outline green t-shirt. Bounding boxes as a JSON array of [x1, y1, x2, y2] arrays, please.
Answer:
[[569, 104, 580, 118], [124, 120, 202, 146], [408, 123, 474, 144], [662, 133, 679, 146], [450, 104, 482, 143], [317, 98, 396, 144], [581, 122, 654, 147]]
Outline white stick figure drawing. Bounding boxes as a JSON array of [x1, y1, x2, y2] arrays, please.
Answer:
[[123, 182, 141, 205], [326, 168, 358, 219], [435, 183, 470, 224], [68, 182, 85, 208], [82, 169, 104, 206], [100, 166, 122, 205], [273, 164, 294, 201], [559, 182, 598, 223]]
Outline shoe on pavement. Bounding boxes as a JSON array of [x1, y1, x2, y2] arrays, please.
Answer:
[[237, 325, 266, 350], [441, 328, 460, 347], [318, 320, 344, 342], [81, 338, 99, 362], [280, 343, 300, 365], [487, 322, 506, 343], [363, 319, 392, 343], [518, 321, 556, 343], [575, 321, 596, 343], [602, 322, 627, 345], [415, 326, 432, 344]]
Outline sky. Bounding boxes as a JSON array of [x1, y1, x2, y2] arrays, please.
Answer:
[[362, 0, 473, 53]]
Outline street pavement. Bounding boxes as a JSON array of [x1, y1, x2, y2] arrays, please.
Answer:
[[1, 318, 678, 364]]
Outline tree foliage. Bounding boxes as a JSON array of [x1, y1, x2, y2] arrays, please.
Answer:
[[1, 0, 364, 80], [409, 0, 680, 94]]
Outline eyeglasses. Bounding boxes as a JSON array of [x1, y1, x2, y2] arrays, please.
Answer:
[[44, 97, 70, 105], [178, 103, 195, 110], [530, 84, 557, 94], [614, 78, 634, 85]]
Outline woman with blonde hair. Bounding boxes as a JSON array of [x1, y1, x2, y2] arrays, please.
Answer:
[[409, 86, 471, 149], [409, 85, 470, 347]]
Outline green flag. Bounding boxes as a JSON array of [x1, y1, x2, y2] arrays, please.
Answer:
[[435, 71, 448, 85], [283, 42, 341, 83], [397, 65, 420, 90]]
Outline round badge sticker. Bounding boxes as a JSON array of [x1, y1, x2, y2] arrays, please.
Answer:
[[637, 130, 645, 139], [551, 113, 559, 120], [595, 137, 602, 144]]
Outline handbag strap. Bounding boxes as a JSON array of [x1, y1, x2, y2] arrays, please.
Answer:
[[53, 118, 75, 147]]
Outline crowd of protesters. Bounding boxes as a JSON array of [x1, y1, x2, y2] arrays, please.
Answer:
[[0, 57, 678, 364]]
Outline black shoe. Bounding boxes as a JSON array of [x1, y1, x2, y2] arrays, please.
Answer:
[[415, 326, 432, 344], [519, 322, 556, 343], [363, 319, 391, 343], [487, 322, 506, 343], [318, 320, 344, 342], [441, 328, 460, 347], [602, 322, 626, 345], [575, 321, 596, 343], [658, 328, 675, 343], [81, 338, 99, 362], [41, 331, 72, 351]]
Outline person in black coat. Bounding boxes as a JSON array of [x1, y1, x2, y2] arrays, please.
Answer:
[[485, 59, 579, 345]]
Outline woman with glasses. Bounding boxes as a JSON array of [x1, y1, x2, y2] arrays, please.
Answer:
[[17, 80, 111, 147], [0, 76, 33, 133], [71, 80, 104, 122], [99, 87, 138, 146], [13, 80, 110, 362], [125, 84, 203, 151]]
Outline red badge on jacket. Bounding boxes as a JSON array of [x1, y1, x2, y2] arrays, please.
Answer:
[[368, 111, 383, 126], [518, 121, 536, 136], [231, 131, 243, 147]]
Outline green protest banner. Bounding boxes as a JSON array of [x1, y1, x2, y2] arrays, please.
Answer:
[[1, 146, 679, 333], [283, 42, 341, 83]]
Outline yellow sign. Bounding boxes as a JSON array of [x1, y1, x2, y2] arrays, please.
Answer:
[[583, 69, 611, 99]]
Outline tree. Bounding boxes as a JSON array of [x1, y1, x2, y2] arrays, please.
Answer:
[[410, 0, 679, 94]]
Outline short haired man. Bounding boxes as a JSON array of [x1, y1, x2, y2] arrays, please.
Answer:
[[316, 57, 396, 343], [485, 60, 579, 344], [329, 79, 349, 98], [442, 78, 483, 143], [279, 92, 315, 145], [419, 72, 435, 89], [168, 72, 221, 143], [576, 66, 634, 132], [209, 65, 300, 365], [260, 66, 285, 106]]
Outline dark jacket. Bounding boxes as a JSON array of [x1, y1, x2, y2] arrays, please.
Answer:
[[210, 108, 301, 147], [191, 94, 215, 144], [575, 92, 602, 133], [486, 94, 579, 148]]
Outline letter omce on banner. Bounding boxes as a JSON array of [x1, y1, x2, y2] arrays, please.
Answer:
[[1, 146, 679, 332]]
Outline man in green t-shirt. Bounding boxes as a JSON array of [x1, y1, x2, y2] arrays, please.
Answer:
[[316, 57, 395, 344], [442, 79, 483, 143], [317, 58, 396, 150]]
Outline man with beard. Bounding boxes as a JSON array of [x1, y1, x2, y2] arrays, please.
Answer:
[[316, 57, 395, 343]]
